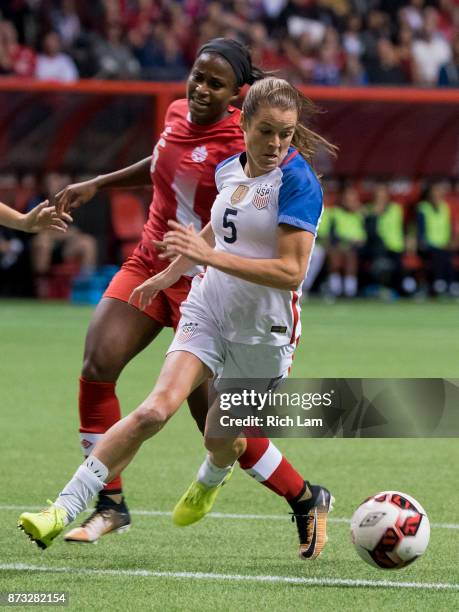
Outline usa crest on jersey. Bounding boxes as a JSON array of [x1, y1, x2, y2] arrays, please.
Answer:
[[252, 184, 273, 209], [177, 321, 198, 342]]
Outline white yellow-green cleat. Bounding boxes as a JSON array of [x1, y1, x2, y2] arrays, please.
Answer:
[[18, 502, 67, 550], [172, 469, 233, 526]]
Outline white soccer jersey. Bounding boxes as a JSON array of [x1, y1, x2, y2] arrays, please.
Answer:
[[184, 147, 323, 347]]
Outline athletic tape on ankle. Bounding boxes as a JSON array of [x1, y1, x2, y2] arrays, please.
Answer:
[[73, 465, 105, 498], [84, 456, 109, 482]]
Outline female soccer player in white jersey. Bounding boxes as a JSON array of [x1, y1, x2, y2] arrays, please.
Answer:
[[19, 78, 332, 559], [19, 77, 336, 560], [49, 39, 321, 546]]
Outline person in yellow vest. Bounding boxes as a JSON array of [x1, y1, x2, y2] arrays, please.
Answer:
[[364, 183, 407, 294], [325, 185, 366, 297], [417, 181, 453, 295], [303, 193, 334, 294]]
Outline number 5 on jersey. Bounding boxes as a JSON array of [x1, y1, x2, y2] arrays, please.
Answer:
[[223, 208, 238, 243]]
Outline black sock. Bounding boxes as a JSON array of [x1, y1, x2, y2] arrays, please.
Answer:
[[97, 492, 129, 511]]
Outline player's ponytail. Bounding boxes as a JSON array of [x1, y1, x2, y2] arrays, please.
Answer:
[[248, 65, 269, 84], [242, 77, 338, 166]]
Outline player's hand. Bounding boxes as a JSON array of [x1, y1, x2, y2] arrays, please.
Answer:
[[152, 238, 178, 261], [54, 179, 99, 214], [128, 267, 181, 311], [22, 201, 73, 233], [163, 220, 213, 265]]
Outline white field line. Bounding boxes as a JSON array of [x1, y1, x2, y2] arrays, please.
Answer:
[[1, 564, 459, 591], [1, 505, 458, 530]]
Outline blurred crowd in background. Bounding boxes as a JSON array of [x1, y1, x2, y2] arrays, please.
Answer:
[[1, 173, 458, 301], [1, 1, 458, 302], [1, 0, 459, 86]]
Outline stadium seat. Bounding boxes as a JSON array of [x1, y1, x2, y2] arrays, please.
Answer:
[[36, 260, 81, 300], [110, 192, 146, 241], [110, 192, 146, 263]]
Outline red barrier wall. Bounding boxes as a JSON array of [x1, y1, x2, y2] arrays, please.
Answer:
[[1, 78, 459, 178]]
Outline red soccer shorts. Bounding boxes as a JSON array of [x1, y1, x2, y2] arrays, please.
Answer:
[[104, 242, 192, 329]]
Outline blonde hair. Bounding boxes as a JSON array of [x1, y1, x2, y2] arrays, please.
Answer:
[[242, 77, 337, 166]]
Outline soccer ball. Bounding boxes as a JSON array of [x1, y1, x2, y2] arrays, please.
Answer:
[[350, 491, 430, 569]]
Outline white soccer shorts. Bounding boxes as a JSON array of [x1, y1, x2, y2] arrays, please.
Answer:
[[167, 301, 295, 386]]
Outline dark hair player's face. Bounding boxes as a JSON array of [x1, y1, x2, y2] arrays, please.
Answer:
[[187, 53, 239, 125]]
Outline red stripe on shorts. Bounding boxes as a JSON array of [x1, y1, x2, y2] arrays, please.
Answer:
[[289, 291, 299, 344]]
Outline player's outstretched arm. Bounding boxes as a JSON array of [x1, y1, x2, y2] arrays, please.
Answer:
[[0, 201, 72, 233], [129, 266, 183, 311], [154, 221, 215, 262], [54, 157, 152, 214], [164, 221, 313, 291], [129, 222, 215, 311]]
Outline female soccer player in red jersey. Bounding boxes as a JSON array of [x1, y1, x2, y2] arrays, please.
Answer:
[[19, 76, 335, 560], [52, 39, 312, 545]]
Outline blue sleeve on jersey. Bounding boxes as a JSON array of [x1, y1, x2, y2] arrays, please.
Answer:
[[215, 153, 240, 192], [278, 156, 323, 235], [216, 152, 240, 173]]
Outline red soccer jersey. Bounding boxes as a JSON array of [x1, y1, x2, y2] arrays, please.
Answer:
[[142, 98, 245, 245]]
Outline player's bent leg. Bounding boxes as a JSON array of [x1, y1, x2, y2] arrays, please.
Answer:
[[94, 351, 209, 476], [187, 382, 209, 434], [66, 296, 164, 543], [19, 352, 209, 548], [82, 296, 164, 383], [184, 378, 314, 530], [79, 296, 163, 465], [186, 382, 294, 495]]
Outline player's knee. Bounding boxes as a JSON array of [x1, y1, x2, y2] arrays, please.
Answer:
[[204, 435, 242, 457], [132, 406, 167, 436], [81, 349, 119, 382], [133, 393, 176, 436]]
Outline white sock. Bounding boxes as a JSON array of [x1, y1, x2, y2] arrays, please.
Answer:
[[402, 276, 417, 294], [197, 455, 233, 488], [329, 273, 342, 296], [344, 275, 358, 297], [54, 456, 109, 524], [433, 279, 447, 294]]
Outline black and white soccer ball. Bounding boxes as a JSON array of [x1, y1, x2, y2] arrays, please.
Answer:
[[350, 491, 430, 569]]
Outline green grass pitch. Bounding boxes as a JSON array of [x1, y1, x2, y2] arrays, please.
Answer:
[[0, 299, 458, 611]]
